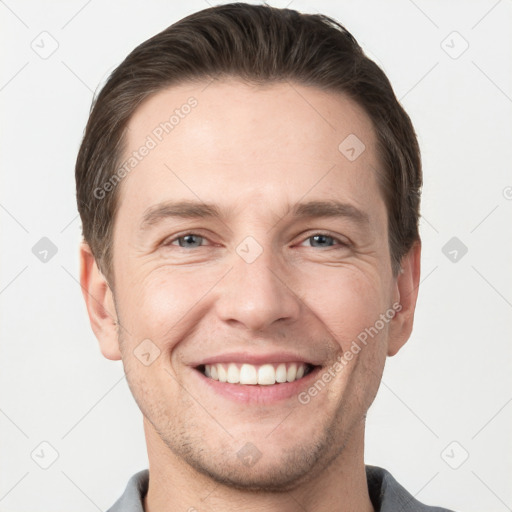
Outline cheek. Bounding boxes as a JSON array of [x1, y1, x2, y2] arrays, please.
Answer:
[[299, 267, 386, 350], [116, 254, 389, 356], [117, 264, 227, 347]]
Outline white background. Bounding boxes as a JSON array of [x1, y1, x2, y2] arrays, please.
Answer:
[[1, 1, 511, 511]]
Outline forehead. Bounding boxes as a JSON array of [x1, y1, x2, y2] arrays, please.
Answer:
[[116, 79, 384, 226]]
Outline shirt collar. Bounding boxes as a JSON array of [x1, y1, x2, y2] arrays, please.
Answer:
[[107, 465, 453, 512]]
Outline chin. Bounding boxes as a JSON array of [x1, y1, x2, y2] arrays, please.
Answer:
[[161, 421, 345, 492]]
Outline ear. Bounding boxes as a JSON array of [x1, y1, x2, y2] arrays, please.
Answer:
[[79, 241, 121, 360], [387, 240, 421, 356]]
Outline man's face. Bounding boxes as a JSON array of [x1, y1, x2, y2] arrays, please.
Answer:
[[99, 80, 407, 489]]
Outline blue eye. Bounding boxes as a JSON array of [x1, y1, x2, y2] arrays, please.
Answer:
[[309, 234, 334, 248], [303, 234, 346, 248], [172, 234, 205, 248], [164, 232, 348, 250]]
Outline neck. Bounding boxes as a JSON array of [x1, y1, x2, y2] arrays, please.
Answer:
[[142, 418, 374, 512]]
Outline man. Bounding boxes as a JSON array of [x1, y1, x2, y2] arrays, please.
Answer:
[[76, 3, 454, 511]]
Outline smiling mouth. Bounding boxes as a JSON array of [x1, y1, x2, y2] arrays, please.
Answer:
[[196, 362, 316, 385]]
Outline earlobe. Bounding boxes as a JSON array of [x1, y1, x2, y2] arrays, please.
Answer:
[[387, 240, 421, 357], [79, 242, 122, 361]]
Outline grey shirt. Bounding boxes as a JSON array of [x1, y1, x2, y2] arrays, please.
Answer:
[[107, 465, 456, 511]]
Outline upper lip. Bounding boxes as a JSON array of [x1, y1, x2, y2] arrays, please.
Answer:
[[191, 352, 320, 367]]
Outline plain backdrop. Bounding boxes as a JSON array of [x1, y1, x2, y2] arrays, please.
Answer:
[[1, 1, 511, 511]]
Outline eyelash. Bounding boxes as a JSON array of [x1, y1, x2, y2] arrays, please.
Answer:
[[163, 232, 350, 250]]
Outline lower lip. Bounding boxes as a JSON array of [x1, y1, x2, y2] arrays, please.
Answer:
[[193, 366, 322, 404]]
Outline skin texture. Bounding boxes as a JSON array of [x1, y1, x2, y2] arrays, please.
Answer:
[[80, 79, 421, 512]]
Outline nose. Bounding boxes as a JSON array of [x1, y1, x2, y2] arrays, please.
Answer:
[[214, 244, 302, 333]]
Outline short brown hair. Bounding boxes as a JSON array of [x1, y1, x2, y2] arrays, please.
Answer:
[[75, 2, 421, 283]]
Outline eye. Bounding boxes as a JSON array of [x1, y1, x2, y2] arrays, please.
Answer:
[[162, 232, 349, 250], [166, 233, 208, 248], [301, 233, 348, 249]]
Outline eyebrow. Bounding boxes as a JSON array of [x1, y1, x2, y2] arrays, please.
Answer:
[[140, 201, 224, 230], [292, 200, 369, 226], [139, 199, 370, 231]]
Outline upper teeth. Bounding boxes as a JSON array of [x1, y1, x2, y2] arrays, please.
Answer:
[[204, 363, 307, 385]]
